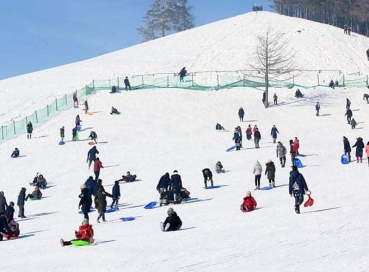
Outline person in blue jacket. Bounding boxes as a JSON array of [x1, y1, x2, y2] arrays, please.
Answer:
[[270, 125, 279, 144], [84, 176, 95, 197], [289, 166, 310, 214], [11, 148, 20, 158], [238, 107, 245, 122], [87, 146, 99, 169], [233, 128, 241, 151], [110, 180, 121, 210]]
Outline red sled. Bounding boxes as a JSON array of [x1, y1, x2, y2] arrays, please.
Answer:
[[304, 195, 314, 207]]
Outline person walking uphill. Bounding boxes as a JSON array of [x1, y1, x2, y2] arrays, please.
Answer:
[[352, 137, 365, 163], [178, 67, 187, 82], [315, 102, 320, 116], [345, 108, 353, 124], [202, 168, 213, 188], [87, 146, 99, 169], [124, 76, 131, 91], [233, 128, 241, 151], [60, 126, 65, 142], [265, 160, 276, 188], [238, 107, 245, 122], [270, 125, 279, 144], [254, 128, 261, 148], [343, 136, 352, 162], [93, 158, 104, 181], [253, 160, 262, 190], [289, 166, 310, 214], [94, 186, 112, 223], [110, 180, 120, 210], [276, 141, 287, 168], [79, 184, 92, 220]]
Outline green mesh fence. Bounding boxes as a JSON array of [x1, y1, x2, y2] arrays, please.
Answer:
[[1, 71, 368, 144]]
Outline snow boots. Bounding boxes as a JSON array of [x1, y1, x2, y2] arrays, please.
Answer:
[[294, 205, 300, 214]]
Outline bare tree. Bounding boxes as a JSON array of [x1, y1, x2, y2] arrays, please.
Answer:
[[250, 28, 297, 108]]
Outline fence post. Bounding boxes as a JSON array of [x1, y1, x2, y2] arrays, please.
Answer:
[[366, 75, 368, 86], [243, 74, 246, 87], [293, 74, 295, 86], [93, 80, 95, 88], [117, 77, 119, 89], [47, 105, 49, 117], [167, 75, 169, 87], [65, 94, 67, 106], [343, 74, 345, 87], [13, 121, 16, 135], [142, 76, 144, 88], [35, 111, 38, 123], [217, 75, 219, 88], [85, 85, 88, 95], [317, 74, 320, 86], [192, 74, 194, 87], [1, 126, 4, 140], [56, 98, 58, 111]]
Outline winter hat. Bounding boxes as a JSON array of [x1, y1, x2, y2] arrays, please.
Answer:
[[246, 191, 251, 196], [114, 180, 119, 184], [173, 170, 178, 174], [80, 184, 86, 189], [167, 208, 175, 215], [0, 191, 3, 196], [97, 179, 102, 183], [291, 166, 298, 171], [21, 187, 26, 191], [9, 201, 14, 207], [82, 218, 89, 224]]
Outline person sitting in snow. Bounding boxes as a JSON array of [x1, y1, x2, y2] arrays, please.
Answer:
[[60, 218, 94, 246], [11, 148, 20, 158], [0, 215, 13, 241], [110, 107, 120, 115], [240, 191, 257, 212], [329, 80, 335, 89], [215, 123, 225, 130], [25, 187, 42, 200], [2, 214, 20, 240], [30, 173, 47, 189], [161, 207, 182, 231], [295, 89, 303, 98], [363, 93, 369, 103], [215, 161, 225, 173], [120, 171, 137, 182]]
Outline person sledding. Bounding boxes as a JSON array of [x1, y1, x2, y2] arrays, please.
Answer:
[[215, 123, 225, 130], [25, 187, 42, 200], [295, 89, 303, 98], [161, 208, 182, 231], [88, 131, 98, 144], [240, 191, 257, 212], [202, 168, 213, 188], [215, 161, 225, 173], [30, 173, 47, 189], [117, 171, 137, 182], [0, 215, 13, 241], [2, 214, 20, 240], [156, 173, 171, 206], [110, 106, 120, 115], [60, 218, 94, 247], [11, 148, 20, 158]]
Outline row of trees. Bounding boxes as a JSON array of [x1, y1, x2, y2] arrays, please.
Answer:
[[137, 0, 194, 42], [270, 0, 369, 36]]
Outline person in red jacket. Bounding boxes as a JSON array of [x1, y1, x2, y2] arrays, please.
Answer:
[[60, 218, 94, 246], [240, 191, 257, 212], [93, 157, 104, 181], [293, 137, 300, 156]]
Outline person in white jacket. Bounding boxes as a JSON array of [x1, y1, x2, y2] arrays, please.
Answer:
[[253, 160, 262, 190]]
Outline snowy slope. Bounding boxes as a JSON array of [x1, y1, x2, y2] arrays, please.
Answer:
[[0, 11, 369, 272]]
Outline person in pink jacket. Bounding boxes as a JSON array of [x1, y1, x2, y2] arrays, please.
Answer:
[[93, 158, 104, 181], [365, 141, 369, 167]]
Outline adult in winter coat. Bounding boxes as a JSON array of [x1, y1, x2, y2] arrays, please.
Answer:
[[75, 115, 82, 127], [72, 92, 78, 106], [254, 128, 261, 148], [17, 188, 26, 218], [363, 93, 369, 103], [202, 168, 213, 188], [273, 93, 278, 105], [11, 148, 20, 158], [240, 191, 257, 212], [79, 184, 92, 220], [215, 161, 225, 173], [315, 102, 320, 116], [352, 137, 365, 163], [178, 67, 187, 82], [162, 208, 182, 231], [94, 186, 112, 223], [170, 170, 183, 204], [0, 191, 8, 216], [27, 121, 33, 139], [290, 139, 297, 166], [3, 218, 20, 239], [111, 85, 117, 94], [60, 126, 65, 141], [293, 137, 300, 156], [233, 128, 241, 150], [0, 215, 13, 241], [124, 77, 131, 91], [89, 131, 98, 144], [25, 187, 42, 200], [345, 108, 353, 124], [60, 218, 94, 246], [93, 158, 104, 181], [270, 125, 279, 143], [236, 126, 243, 148], [346, 98, 351, 109], [366, 49, 369, 60], [276, 141, 287, 168], [246, 125, 252, 140], [365, 141, 369, 166], [156, 173, 171, 192], [110, 180, 121, 209], [92, 179, 103, 196], [343, 136, 352, 162], [265, 160, 276, 188], [72, 127, 77, 141], [5, 202, 15, 223], [84, 100, 89, 114], [289, 166, 310, 214], [253, 161, 262, 190], [238, 107, 245, 122], [84, 176, 95, 197], [87, 146, 99, 169]]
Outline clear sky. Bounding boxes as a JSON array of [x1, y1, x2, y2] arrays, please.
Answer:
[[0, 0, 272, 80]]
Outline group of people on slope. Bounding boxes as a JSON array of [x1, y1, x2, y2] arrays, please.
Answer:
[[343, 136, 369, 164], [156, 170, 190, 206]]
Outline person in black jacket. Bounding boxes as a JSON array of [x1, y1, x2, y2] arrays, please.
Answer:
[[289, 166, 310, 214], [345, 108, 353, 124], [75, 115, 82, 127], [202, 168, 213, 188], [110, 180, 120, 210], [170, 170, 183, 204], [0, 191, 8, 216], [343, 136, 351, 162], [0, 215, 13, 241], [233, 128, 241, 151], [352, 137, 364, 163], [79, 184, 92, 220], [60, 126, 65, 142], [111, 85, 117, 94], [254, 128, 261, 148], [124, 77, 131, 91], [5, 202, 15, 223], [161, 208, 182, 231], [87, 146, 99, 169], [315, 102, 320, 116], [238, 107, 244, 122], [11, 148, 20, 158], [89, 131, 98, 144], [27, 121, 33, 139], [84, 176, 95, 197], [17, 188, 26, 218], [270, 125, 279, 144], [363, 93, 369, 103], [178, 67, 187, 82], [157, 173, 171, 206]]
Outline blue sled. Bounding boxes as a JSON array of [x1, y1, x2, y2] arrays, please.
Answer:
[[226, 146, 236, 152], [106, 207, 118, 213], [144, 201, 157, 209], [261, 186, 272, 191], [58, 141, 65, 145], [77, 125, 82, 131], [204, 185, 221, 189], [120, 217, 135, 221], [294, 158, 303, 168], [341, 154, 349, 164]]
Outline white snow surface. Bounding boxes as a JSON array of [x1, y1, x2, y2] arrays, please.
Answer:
[[0, 11, 369, 272]]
